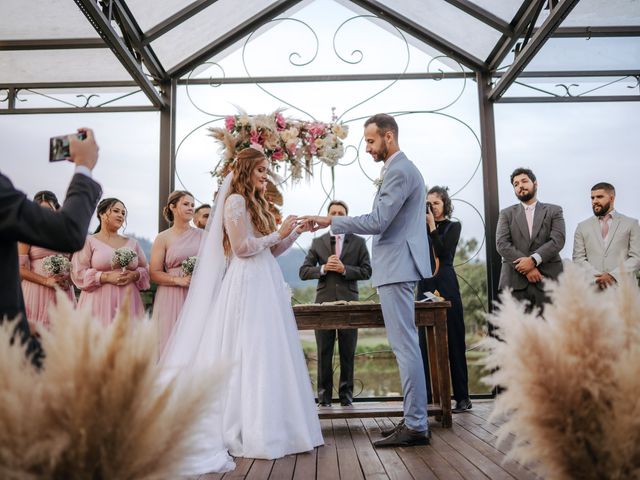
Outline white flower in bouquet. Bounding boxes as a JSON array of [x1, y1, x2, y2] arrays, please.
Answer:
[[331, 123, 349, 139], [42, 255, 71, 276], [181, 256, 197, 276], [111, 247, 137, 271]]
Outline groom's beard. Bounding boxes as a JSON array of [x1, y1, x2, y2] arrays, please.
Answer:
[[376, 143, 388, 162]]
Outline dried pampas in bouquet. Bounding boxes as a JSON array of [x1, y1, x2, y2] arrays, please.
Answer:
[[0, 292, 224, 480], [483, 264, 640, 480]]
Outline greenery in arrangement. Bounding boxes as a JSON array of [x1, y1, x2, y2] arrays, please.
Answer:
[[111, 247, 137, 270]]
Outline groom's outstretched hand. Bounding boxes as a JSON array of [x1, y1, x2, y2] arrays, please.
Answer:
[[299, 215, 332, 232]]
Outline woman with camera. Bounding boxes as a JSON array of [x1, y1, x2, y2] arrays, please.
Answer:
[[18, 191, 76, 331], [150, 190, 202, 356], [418, 186, 471, 413], [71, 198, 150, 325]]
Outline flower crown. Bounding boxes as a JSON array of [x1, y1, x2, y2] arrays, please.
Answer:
[[208, 110, 348, 182]]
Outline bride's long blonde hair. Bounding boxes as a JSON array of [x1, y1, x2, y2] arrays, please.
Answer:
[[223, 148, 277, 255]]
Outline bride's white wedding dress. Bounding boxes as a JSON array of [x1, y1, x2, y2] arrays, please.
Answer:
[[160, 176, 322, 474]]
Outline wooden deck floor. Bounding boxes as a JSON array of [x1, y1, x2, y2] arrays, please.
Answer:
[[189, 400, 541, 480]]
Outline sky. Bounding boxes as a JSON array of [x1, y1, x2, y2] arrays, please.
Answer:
[[1, 0, 638, 263]]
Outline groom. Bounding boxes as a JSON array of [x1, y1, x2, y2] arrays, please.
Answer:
[[303, 113, 431, 447]]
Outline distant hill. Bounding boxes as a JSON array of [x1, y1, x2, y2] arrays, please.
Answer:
[[276, 248, 317, 289]]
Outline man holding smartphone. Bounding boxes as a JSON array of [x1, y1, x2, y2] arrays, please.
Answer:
[[0, 128, 102, 367]]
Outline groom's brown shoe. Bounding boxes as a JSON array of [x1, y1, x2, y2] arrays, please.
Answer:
[[380, 418, 404, 437], [373, 425, 431, 448]]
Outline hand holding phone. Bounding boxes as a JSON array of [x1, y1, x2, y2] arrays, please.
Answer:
[[49, 128, 99, 171], [49, 131, 87, 162]]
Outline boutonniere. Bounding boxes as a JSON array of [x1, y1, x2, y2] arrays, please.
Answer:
[[373, 176, 384, 191]]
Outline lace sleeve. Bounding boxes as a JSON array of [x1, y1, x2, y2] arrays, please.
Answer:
[[271, 229, 300, 257], [224, 194, 280, 257]]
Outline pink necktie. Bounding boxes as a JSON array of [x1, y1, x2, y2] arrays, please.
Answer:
[[601, 214, 611, 239], [335, 235, 342, 258], [525, 206, 534, 237]]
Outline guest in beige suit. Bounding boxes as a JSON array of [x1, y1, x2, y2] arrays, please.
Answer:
[[573, 182, 640, 289]]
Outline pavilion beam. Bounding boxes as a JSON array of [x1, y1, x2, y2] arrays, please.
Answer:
[[0, 81, 139, 89], [0, 105, 158, 115], [350, 0, 486, 72], [476, 71, 501, 309], [497, 95, 640, 103], [158, 79, 177, 232], [551, 26, 640, 37], [144, 0, 221, 44], [488, 0, 582, 102], [486, 0, 545, 72], [0, 38, 105, 50], [111, 0, 167, 81], [74, 0, 166, 108], [442, 0, 511, 34], [169, 0, 305, 78]]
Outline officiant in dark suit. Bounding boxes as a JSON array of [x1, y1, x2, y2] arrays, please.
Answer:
[[0, 128, 102, 367], [299, 200, 371, 406]]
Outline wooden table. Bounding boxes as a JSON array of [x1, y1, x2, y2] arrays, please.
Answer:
[[293, 302, 452, 428]]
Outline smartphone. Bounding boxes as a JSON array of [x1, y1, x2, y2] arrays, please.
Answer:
[[49, 132, 87, 162]]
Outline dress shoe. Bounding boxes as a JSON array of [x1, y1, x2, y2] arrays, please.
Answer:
[[452, 398, 472, 413], [340, 400, 352, 406], [380, 418, 404, 437], [318, 402, 331, 407], [373, 425, 431, 448]]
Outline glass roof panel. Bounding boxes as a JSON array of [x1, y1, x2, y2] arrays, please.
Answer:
[[378, 0, 503, 60], [535, 0, 640, 27], [0, 0, 99, 39], [470, 0, 526, 22], [0, 50, 134, 84], [523, 37, 640, 72], [126, 0, 200, 33], [150, 0, 285, 70]]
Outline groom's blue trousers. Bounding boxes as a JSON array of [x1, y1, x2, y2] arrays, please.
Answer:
[[378, 281, 429, 432]]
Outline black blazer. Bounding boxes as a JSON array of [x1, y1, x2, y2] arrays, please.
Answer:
[[299, 232, 372, 303], [0, 172, 102, 345]]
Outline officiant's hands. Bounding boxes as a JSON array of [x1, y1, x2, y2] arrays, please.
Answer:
[[324, 254, 345, 274]]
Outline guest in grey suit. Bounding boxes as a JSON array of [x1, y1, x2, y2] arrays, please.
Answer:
[[496, 167, 565, 313], [573, 182, 640, 288], [299, 200, 372, 407], [302, 114, 432, 447], [0, 128, 102, 368]]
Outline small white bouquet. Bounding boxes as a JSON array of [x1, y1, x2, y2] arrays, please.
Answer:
[[181, 256, 197, 276], [111, 247, 137, 272], [42, 254, 71, 276]]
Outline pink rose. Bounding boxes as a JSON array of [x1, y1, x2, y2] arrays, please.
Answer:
[[250, 130, 260, 145], [250, 143, 264, 153], [275, 113, 286, 131], [272, 147, 285, 161], [225, 116, 235, 132], [308, 123, 325, 137]]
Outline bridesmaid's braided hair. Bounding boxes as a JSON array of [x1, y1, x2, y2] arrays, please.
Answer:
[[94, 197, 127, 234], [223, 148, 277, 256], [163, 190, 193, 223]]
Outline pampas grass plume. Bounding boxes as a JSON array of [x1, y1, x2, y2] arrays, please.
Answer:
[[0, 292, 223, 479], [483, 264, 640, 479]]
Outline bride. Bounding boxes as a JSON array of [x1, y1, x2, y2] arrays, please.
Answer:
[[160, 147, 323, 474]]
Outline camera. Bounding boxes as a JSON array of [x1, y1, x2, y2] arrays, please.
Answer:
[[426, 202, 432, 212], [49, 132, 87, 162]]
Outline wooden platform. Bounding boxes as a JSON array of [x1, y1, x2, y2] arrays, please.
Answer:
[[188, 400, 542, 479]]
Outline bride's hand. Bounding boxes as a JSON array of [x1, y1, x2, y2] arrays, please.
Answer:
[[295, 218, 314, 234], [278, 215, 298, 239]]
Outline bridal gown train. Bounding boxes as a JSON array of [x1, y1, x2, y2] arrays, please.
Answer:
[[163, 192, 323, 474]]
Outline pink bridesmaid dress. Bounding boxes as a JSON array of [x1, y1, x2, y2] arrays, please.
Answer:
[[71, 236, 150, 325], [152, 228, 202, 354], [19, 246, 76, 329]]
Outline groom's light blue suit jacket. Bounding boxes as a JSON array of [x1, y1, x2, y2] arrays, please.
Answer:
[[331, 152, 431, 288]]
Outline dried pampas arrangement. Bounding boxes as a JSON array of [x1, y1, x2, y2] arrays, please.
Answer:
[[483, 264, 640, 480], [0, 292, 223, 480]]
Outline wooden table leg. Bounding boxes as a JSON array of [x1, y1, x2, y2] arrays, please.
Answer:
[[434, 310, 452, 427]]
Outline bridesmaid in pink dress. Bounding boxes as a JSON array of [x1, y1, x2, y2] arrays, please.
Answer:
[[150, 190, 203, 355], [18, 191, 75, 331], [71, 198, 150, 325]]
